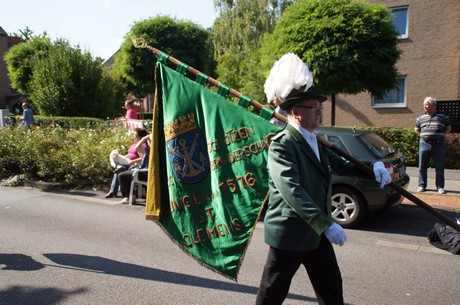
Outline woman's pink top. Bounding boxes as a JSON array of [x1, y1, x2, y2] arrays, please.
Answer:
[[125, 108, 138, 119], [126, 143, 140, 160]]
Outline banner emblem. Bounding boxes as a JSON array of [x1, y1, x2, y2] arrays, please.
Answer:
[[165, 113, 209, 184]]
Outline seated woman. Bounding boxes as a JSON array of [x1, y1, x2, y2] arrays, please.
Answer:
[[105, 128, 148, 198], [118, 134, 151, 204]]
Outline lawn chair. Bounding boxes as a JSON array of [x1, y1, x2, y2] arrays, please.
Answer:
[[129, 169, 148, 205]]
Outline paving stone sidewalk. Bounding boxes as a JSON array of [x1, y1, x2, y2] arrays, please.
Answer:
[[403, 167, 460, 212]]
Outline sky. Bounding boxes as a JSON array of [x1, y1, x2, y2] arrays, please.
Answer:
[[1, 0, 217, 61]]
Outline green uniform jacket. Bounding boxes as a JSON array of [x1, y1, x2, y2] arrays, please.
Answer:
[[264, 124, 358, 251]]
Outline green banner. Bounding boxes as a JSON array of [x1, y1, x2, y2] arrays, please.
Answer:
[[146, 62, 282, 280]]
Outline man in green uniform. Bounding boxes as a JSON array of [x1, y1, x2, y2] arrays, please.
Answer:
[[256, 53, 392, 305]]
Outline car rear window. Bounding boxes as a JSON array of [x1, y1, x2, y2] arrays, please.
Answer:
[[327, 135, 347, 152], [359, 133, 395, 158]]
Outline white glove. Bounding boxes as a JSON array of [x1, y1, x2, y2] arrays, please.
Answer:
[[373, 161, 392, 188], [325, 223, 347, 246]]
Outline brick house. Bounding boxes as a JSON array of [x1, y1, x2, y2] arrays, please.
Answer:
[[321, 0, 460, 130], [0, 26, 22, 112]]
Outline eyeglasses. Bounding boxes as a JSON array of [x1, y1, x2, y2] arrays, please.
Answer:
[[296, 105, 324, 113]]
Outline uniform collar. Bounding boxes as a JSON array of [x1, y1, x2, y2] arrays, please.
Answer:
[[288, 121, 317, 143]]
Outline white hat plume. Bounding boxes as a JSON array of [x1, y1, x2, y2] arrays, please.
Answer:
[[264, 53, 314, 103]]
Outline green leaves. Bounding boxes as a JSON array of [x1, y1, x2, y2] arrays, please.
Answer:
[[0, 124, 131, 187], [4, 37, 53, 93], [5, 37, 125, 118], [113, 16, 215, 97], [261, 0, 401, 97], [211, 0, 293, 102]]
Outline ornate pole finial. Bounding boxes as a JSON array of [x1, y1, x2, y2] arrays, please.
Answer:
[[131, 37, 147, 48]]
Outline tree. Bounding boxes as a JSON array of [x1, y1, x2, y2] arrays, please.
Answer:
[[211, 0, 292, 102], [212, 0, 287, 56], [13, 26, 48, 41], [28, 42, 125, 118], [5, 36, 126, 118], [113, 16, 215, 97], [261, 0, 401, 125], [4, 36, 53, 93]]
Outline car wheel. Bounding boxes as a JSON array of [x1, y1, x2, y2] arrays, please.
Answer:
[[331, 186, 366, 228]]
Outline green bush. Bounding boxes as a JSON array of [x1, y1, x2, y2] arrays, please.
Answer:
[[445, 133, 460, 169], [1, 122, 457, 190], [14, 115, 108, 129], [360, 127, 460, 169], [0, 123, 133, 188], [6, 37, 126, 119]]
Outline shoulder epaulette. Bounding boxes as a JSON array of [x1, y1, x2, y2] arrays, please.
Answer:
[[272, 131, 285, 141]]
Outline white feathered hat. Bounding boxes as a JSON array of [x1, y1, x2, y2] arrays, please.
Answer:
[[264, 53, 327, 110]]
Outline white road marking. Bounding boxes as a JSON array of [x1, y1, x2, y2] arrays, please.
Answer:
[[376, 240, 450, 255]]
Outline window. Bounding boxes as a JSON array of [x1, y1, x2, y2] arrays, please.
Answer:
[[391, 7, 409, 39], [359, 133, 395, 159], [326, 135, 348, 153], [372, 77, 407, 108]]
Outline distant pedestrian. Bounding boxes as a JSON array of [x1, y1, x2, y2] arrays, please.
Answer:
[[124, 99, 138, 120], [415, 97, 451, 194], [21, 102, 34, 127]]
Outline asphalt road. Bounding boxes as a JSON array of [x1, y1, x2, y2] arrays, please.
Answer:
[[1, 186, 459, 305]]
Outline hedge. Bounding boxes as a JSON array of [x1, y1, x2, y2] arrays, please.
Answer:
[[0, 121, 132, 188], [1, 120, 458, 189], [361, 127, 460, 169], [12, 115, 109, 129]]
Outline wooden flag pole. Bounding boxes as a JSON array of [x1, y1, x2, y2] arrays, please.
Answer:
[[133, 38, 460, 232], [131, 38, 287, 124]]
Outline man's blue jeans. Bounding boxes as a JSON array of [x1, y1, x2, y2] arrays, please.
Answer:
[[418, 139, 446, 189]]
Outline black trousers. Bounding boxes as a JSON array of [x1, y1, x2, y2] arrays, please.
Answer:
[[256, 236, 343, 305], [118, 169, 148, 198]]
